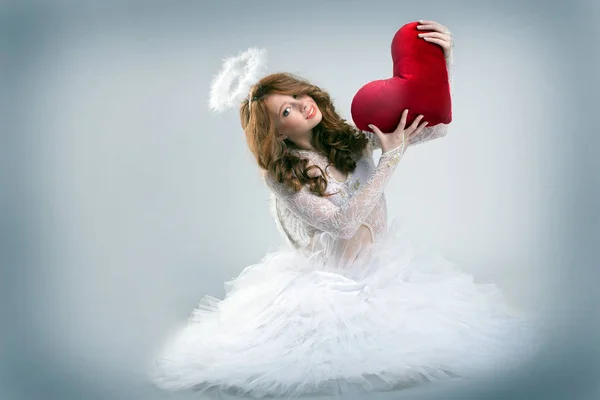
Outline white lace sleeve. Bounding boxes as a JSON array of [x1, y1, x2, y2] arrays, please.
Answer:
[[408, 51, 454, 146], [263, 144, 406, 240]]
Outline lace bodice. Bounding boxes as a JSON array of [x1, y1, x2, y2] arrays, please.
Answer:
[[264, 143, 404, 268], [263, 53, 454, 268]]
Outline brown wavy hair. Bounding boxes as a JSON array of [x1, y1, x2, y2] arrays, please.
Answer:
[[239, 72, 368, 196]]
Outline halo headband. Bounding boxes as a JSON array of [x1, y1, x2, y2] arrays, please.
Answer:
[[209, 47, 268, 112]]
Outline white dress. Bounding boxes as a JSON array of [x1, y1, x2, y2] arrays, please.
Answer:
[[147, 54, 539, 398]]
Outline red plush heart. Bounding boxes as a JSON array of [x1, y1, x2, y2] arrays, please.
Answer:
[[351, 21, 452, 133]]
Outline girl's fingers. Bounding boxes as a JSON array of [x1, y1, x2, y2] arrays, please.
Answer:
[[418, 32, 451, 40], [418, 19, 443, 27], [422, 37, 449, 47], [368, 124, 383, 136], [416, 24, 442, 31], [407, 114, 425, 133], [417, 20, 449, 33], [395, 109, 409, 133], [407, 121, 428, 140], [411, 120, 429, 138]]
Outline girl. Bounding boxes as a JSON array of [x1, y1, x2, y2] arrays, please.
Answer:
[[149, 20, 536, 398]]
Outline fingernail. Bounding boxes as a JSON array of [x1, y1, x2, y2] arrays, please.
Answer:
[[368, 124, 373, 129], [419, 19, 423, 23], [418, 34, 423, 37]]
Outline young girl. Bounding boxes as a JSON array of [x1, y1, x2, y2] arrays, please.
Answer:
[[149, 21, 537, 398]]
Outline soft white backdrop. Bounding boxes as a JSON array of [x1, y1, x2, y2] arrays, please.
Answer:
[[5, 1, 596, 399]]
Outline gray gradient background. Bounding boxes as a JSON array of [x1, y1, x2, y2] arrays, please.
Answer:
[[1, 0, 599, 399]]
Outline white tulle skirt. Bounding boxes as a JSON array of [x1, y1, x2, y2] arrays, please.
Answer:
[[148, 220, 539, 398]]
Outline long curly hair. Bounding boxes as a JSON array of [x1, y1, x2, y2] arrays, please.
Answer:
[[240, 73, 368, 196]]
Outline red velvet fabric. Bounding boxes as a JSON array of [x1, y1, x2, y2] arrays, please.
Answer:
[[351, 22, 452, 133]]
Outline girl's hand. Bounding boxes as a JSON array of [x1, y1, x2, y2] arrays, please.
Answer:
[[369, 109, 427, 154], [416, 20, 453, 59]]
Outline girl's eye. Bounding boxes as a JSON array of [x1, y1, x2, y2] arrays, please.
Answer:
[[283, 107, 291, 117]]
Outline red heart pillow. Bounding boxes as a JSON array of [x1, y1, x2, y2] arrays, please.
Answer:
[[351, 21, 452, 133]]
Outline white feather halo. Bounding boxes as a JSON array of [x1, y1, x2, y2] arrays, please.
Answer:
[[209, 47, 268, 112]]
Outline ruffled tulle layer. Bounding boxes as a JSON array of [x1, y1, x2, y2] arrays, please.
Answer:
[[148, 220, 539, 398]]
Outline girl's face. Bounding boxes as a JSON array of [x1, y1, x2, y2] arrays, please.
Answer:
[[266, 93, 322, 144]]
